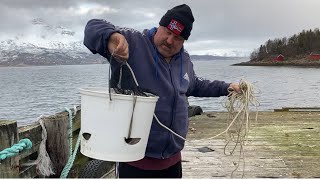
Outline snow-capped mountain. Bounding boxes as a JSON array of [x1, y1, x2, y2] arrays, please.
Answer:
[[0, 18, 105, 66]]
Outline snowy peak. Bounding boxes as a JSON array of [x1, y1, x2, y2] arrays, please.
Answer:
[[31, 18, 76, 37], [0, 18, 104, 66]]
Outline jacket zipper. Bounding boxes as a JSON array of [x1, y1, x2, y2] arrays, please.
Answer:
[[161, 61, 177, 159]]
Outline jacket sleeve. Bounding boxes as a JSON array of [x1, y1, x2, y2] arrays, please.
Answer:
[[83, 19, 119, 58]]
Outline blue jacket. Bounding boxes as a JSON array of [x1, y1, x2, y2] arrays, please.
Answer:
[[84, 19, 230, 159]]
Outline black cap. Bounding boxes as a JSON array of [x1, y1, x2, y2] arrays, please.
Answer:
[[159, 4, 194, 40]]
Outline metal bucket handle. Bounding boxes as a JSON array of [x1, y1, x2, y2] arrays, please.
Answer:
[[108, 53, 141, 145]]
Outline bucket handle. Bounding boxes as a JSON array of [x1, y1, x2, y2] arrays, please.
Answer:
[[108, 52, 141, 101], [124, 95, 141, 145], [108, 53, 141, 145]]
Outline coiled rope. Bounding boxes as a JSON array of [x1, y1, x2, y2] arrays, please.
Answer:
[[208, 79, 259, 140], [209, 79, 259, 177], [0, 139, 32, 161]]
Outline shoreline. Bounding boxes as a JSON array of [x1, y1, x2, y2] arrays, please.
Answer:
[[0, 63, 104, 68], [2, 59, 320, 68], [233, 58, 320, 67]]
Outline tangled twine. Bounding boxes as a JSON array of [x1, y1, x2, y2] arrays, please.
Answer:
[[208, 79, 259, 177]]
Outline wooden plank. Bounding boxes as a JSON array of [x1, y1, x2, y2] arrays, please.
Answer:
[[275, 107, 320, 112], [282, 107, 320, 109], [183, 111, 320, 178], [0, 120, 19, 178], [17, 144, 39, 178], [19, 163, 37, 178]]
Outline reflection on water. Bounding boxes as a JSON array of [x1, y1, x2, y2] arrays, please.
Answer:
[[0, 60, 319, 126]]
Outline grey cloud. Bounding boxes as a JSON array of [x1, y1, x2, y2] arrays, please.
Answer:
[[1, 0, 320, 56], [0, 0, 81, 8], [190, 0, 320, 41]]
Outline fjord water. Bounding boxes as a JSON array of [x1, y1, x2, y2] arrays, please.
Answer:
[[1, 59, 319, 126]]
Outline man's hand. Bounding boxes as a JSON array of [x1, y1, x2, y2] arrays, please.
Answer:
[[108, 33, 129, 61], [228, 83, 241, 94]]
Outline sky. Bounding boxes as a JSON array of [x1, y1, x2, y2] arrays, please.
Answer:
[[1, 0, 320, 57]]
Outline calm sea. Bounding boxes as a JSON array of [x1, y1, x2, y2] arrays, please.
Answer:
[[1, 59, 320, 126]]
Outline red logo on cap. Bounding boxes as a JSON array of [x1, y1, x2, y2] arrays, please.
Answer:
[[167, 19, 184, 35]]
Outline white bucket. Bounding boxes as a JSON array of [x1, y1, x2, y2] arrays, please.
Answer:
[[79, 87, 159, 162]]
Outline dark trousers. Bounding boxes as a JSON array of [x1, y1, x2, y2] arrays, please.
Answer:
[[118, 161, 182, 178]]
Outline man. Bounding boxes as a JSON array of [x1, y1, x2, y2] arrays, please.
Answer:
[[84, 4, 240, 178]]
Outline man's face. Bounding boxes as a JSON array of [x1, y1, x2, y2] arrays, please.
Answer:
[[153, 26, 185, 59]]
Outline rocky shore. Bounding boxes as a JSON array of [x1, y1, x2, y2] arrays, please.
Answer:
[[233, 57, 320, 67]]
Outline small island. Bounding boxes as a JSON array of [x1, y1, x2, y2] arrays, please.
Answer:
[[233, 28, 320, 67]]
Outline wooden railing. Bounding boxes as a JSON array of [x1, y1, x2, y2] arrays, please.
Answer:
[[0, 107, 85, 178]]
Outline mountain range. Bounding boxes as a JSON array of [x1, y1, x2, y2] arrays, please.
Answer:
[[0, 38, 105, 66], [0, 18, 242, 67]]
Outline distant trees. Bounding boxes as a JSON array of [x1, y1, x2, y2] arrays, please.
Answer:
[[250, 28, 320, 60]]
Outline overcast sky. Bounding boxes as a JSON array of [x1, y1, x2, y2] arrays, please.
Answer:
[[1, 0, 320, 56]]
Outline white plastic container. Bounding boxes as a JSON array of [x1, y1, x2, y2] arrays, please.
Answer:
[[80, 87, 158, 162]]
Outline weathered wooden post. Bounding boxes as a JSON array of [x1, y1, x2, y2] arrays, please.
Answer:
[[43, 113, 70, 177], [0, 120, 19, 178]]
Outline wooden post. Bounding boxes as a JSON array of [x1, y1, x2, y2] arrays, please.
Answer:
[[0, 120, 19, 178], [43, 112, 70, 177]]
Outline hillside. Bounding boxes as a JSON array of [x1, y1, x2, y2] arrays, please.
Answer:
[[235, 28, 320, 66]]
